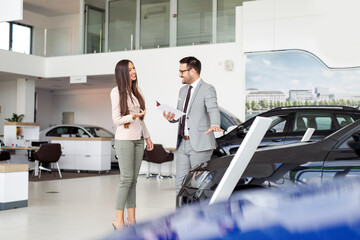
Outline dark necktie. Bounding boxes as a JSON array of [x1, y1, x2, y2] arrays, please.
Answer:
[[179, 85, 193, 137]]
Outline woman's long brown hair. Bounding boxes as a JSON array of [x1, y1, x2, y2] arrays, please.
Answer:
[[115, 60, 145, 121]]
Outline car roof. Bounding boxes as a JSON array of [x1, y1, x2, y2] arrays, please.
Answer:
[[239, 105, 360, 126], [268, 105, 360, 112], [40, 124, 109, 133], [213, 119, 360, 168], [46, 124, 103, 129]]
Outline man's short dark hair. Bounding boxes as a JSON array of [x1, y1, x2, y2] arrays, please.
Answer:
[[180, 56, 201, 75]]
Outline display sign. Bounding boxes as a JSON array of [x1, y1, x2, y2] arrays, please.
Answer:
[[209, 116, 272, 205], [70, 75, 87, 84]]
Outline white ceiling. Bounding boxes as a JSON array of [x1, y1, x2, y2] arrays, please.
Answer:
[[1, 71, 115, 90], [35, 75, 116, 90]]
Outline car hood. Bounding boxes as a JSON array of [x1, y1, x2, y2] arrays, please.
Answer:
[[193, 136, 337, 176]]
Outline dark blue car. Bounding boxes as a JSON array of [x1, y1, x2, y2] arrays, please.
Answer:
[[215, 106, 360, 156]]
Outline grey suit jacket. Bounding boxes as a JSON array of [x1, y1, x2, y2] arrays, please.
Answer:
[[175, 79, 220, 151]]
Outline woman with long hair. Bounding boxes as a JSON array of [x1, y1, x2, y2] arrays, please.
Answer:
[[110, 59, 154, 230]]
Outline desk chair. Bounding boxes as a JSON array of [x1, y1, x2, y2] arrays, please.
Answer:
[[143, 144, 174, 179], [0, 151, 11, 163], [28, 141, 48, 174], [29, 141, 48, 160], [33, 143, 62, 178]]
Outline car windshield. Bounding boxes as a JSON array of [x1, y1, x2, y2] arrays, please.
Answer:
[[244, 115, 287, 133], [220, 109, 241, 131], [84, 127, 114, 138]]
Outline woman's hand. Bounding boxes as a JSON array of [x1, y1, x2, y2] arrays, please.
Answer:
[[145, 137, 154, 151], [132, 109, 146, 120]]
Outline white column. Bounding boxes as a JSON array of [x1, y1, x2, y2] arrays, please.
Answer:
[[169, 0, 177, 47], [104, 0, 109, 52], [212, 0, 217, 44], [135, 0, 140, 50], [235, 6, 243, 45], [16, 79, 35, 122], [79, 0, 85, 54]]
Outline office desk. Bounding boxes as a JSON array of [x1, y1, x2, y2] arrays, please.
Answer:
[[0, 146, 40, 176], [1, 146, 39, 151]]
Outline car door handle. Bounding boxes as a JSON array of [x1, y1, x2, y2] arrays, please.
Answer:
[[272, 139, 283, 142]]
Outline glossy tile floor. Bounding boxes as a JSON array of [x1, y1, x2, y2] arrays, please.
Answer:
[[0, 174, 176, 240]]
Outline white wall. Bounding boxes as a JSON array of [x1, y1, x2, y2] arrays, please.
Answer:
[[0, 49, 45, 77], [36, 88, 54, 131], [242, 0, 360, 68], [16, 79, 35, 123], [50, 88, 113, 129], [0, 81, 17, 135]]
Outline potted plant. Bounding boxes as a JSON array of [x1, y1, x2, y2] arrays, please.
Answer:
[[5, 113, 25, 136], [5, 113, 25, 122]]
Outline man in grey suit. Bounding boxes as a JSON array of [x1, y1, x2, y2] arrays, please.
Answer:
[[163, 56, 223, 194]]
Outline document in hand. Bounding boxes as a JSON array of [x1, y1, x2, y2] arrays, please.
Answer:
[[156, 101, 185, 121]]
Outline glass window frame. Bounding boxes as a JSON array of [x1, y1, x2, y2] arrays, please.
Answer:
[[176, 0, 213, 46], [140, 0, 170, 49], [3, 22, 33, 54], [84, 4, 105, 54], [108, 0, 138, 52]]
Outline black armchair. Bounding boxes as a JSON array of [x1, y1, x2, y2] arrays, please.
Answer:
[[143, 144, 174, 179], [33, 143, 62, 178], [0, 151, 11, 163]]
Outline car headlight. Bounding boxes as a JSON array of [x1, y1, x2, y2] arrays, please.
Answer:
[[183, 170, 213, 189]]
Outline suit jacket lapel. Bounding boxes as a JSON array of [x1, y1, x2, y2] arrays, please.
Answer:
[[187, 79, 203, 114], [178, 86, 187, 111]]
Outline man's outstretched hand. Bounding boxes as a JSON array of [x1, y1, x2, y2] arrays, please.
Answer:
[[205, 125, 224, 135]]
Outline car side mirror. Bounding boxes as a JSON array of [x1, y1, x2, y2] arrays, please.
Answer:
[[267, 128, 276, 133], [236, 125, 245, 137], [348, 133, 360, 156]]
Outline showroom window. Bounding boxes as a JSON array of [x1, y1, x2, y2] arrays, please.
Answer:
[[177, 0, 212, 46], [140, 0, 170, 49], [217, 0, 252, 43], [245, 51, 360, 120], [0, 22, 32, 54], [84, 4, 105, 54], [108, 0, 137, 51], [91, 0, 251, 53]]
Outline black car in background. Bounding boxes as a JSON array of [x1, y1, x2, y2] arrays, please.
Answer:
[[214, 106, 360, 156], [178, 119, 360, 207]]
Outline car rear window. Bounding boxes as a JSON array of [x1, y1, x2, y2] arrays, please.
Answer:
[[293, 113, 334, 131], [335, 114, 355, 128], [46, 127, 71, 137]]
